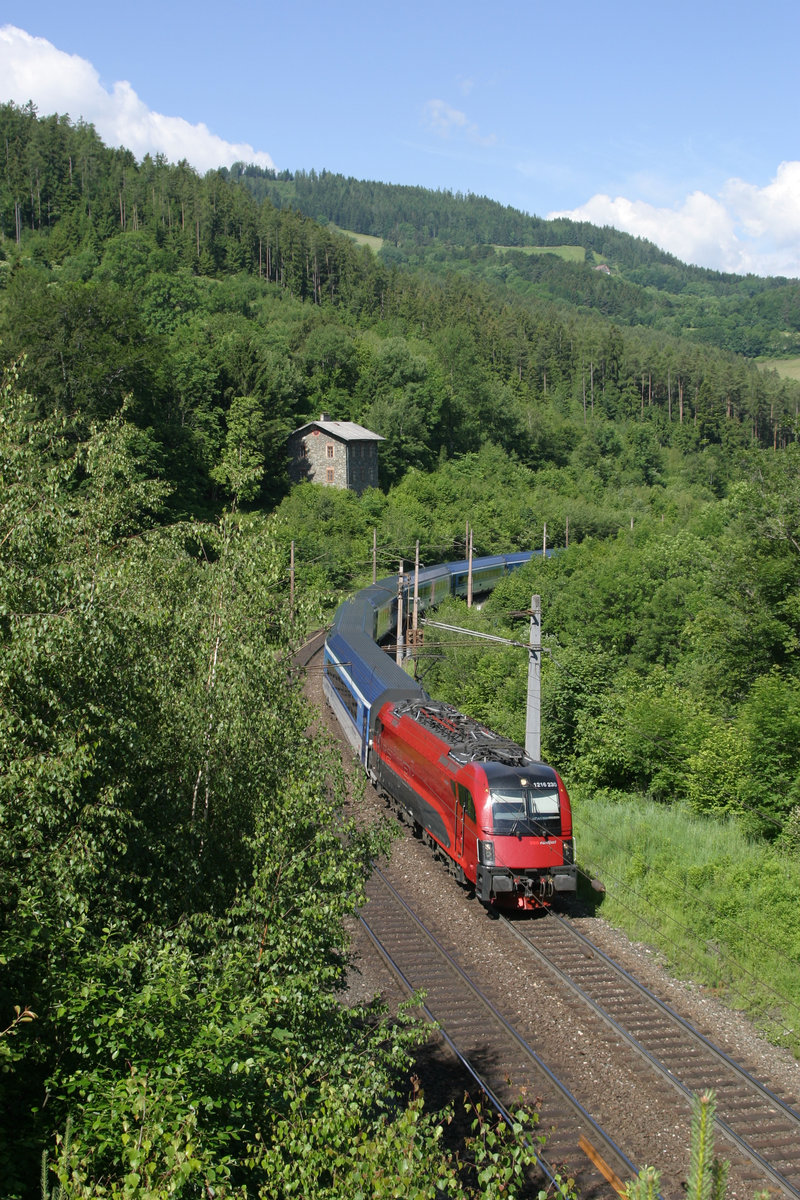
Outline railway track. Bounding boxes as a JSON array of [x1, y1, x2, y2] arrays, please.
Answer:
[[360, 865, 641, 1199], [502, 909, 800, 1199], [298, 631, 800, 1198], [299, 631, 639, 1195]]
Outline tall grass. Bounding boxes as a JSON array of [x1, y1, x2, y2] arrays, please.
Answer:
[[573, 788, 800, 1055]]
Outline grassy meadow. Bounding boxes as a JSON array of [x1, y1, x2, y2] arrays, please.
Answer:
[[492, 243, 587, 262], [759, 355, 800, 381], [334, 229, 587, 262], [574, 790, 800, 1054], [332, 225, 385, 251]]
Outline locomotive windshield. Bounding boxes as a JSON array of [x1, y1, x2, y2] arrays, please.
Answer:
[[490, 785, 561, 836]]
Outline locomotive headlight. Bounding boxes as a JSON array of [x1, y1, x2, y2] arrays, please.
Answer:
[[562, 838, 575, 865], [478, 840, 495, 867]]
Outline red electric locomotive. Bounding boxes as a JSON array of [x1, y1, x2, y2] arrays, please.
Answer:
[[370, 697, 576, 911]]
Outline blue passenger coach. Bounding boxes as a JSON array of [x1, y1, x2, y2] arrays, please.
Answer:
[[322, 553, 535, 766]]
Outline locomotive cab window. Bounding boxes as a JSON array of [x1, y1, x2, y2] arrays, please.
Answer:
[[490, 786, 560, 836]]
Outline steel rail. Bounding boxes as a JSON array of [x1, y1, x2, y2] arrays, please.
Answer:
[[366, 864, 644, 1193], [356, 911, 572, 1200], [500, 910, 800, 1199], [549, 911, 800, 1126], [295, 637, 569, 1190]]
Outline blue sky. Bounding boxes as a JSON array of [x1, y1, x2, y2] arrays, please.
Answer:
[[2, 0, 800, 276]]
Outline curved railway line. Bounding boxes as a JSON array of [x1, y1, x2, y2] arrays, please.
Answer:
[[296, 632, 800, 1199]]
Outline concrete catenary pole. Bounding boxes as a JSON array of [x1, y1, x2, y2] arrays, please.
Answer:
[[412, 540, 420, 656], [525, 594, 541, 760], [396, 562, 405, 665], [467, 526, 474, 608]]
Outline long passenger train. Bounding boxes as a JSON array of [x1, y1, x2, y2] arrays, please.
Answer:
[[323, 553, 576, 912]]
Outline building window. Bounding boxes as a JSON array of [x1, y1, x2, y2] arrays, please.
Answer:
[[326, 443, 335, 458], [300, 441, 308, 458], [326, 467, 335, 483]]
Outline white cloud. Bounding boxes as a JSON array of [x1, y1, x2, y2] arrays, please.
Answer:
[[722, 162, 800, 246], [422, 99, 496, 148], [0, 25, 275, 172], [549, 164, 800, 278]]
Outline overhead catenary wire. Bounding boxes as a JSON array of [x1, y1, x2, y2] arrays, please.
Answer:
[[529, 655, 800, 983], [545, 651, 790, 836], [291, 536, 795, 877], [419, 618, 791, 838], [287, 542, 793, 837], [299, 542, 800, 1047], [398, 613, 800, 1011], [397, 626, 800, 995], [570, 849, 800, 1038]]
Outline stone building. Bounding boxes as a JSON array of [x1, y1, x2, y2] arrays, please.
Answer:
[[288, 414, 384, 495]]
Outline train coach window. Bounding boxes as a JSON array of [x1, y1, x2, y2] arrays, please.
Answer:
[[493, 797, 527, 824], [326, 664, 359, 722]]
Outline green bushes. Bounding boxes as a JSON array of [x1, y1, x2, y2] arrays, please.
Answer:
[[1, 372, 561, 1199]]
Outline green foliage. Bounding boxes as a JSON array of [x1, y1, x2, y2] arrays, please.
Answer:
[[0, 373, 359, 1192], [626, 1092, 729, 1200], [686, 722, 748, 818], [570, 670, 712, 802], [210, 393, 276, 503], [624, 1165, 661, 1200], [777, 804, 800, 853], [686, 1091, 729, 1200], [1, 271, 168, 426], [3, 365, 563, 1199], [356, 334, 445, 484], [243, 1089, 548, 1200], [725, 671, 800, 831], [272, 482, 388, 596], [5, 99, 800, 525]]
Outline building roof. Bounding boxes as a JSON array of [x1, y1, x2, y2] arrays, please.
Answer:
[[291, 417, 384, 442]]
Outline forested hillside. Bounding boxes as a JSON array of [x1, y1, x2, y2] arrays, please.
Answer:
[[2, 99, 800, 522], [2, 100, 800, 1197], [231, 166, 800, 358]]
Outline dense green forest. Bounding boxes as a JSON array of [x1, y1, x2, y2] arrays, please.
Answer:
[[2, 99, 800, 1197], [229, 166, 800, 359], [2, 99, 800, 524]]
